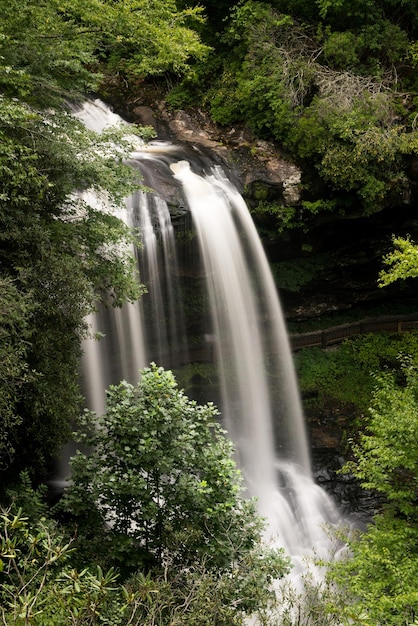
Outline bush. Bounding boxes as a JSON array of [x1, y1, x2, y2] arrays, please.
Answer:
[[62, 365, 289, 615]]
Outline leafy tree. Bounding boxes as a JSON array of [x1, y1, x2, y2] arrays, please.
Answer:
[[179, 0, 418, 224], [62, 364, 289, 582], [346, 364, 418, 518], [329, 363, 418, 624], [90, 0, 210, 79], [0, 0, 97, 107], [0, 0, 210, 108], [0, 504, 128, 625], [0, 497, 286, 626], [0, 96, 150, 483], [295, 326, 418, 623], [315, 0, 418, 35], [333, 515, 418, 626], [183, 0, 235, 28], [0, 280, 33, 472], [123, 555, 285, 626], [379, 236, 418, 286]]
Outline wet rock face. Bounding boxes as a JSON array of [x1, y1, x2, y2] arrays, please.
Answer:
[[311, 447, 383, 529], [130, 102, 302, 207], [305, 405, 383, 528]]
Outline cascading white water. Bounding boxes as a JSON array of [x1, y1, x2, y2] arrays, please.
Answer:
[[171, 160, 278, 511], [74, 100, 188, 411], [75, 99, 341, 565], [170, 160, 339, 555], [128, 190, 188, 368], [135, 192, 169, 364]]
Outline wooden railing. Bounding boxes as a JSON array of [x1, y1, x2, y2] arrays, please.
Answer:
[[289, 314, 418, 351], [183, 314, 418, 364]]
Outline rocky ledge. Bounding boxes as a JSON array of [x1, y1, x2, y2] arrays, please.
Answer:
[[130, 101, 302, 207]]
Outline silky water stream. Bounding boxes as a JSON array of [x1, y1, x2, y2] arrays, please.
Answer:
[[71, 99, 343, 589]]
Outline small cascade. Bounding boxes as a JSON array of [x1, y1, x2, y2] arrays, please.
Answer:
[[170, 161, 278, 505], [72, 97, 129, 133], [153, 195, 188, 367], [134, 191, 169, 364], [74, 99, 341, 567], [129, 190, 188, 368]]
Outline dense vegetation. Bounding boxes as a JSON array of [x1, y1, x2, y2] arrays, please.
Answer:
[[173, 0, 418, 223], [0, 0, 211, 484], [1, 366, 288, 625], [1, 0, 418, 623]]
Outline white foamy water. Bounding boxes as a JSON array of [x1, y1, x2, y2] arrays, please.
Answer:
[[171, 160, 341, 560]]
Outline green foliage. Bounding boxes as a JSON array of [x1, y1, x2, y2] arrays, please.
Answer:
[[63, 364, 289, 581], [96, 0, 210, 79], [295, 331, 418, 417], [0, 505, 128, 625], [190, 0, 418, 220], [0, 97, 147, 481], [316, 0, 378, 23], [0, 0, 211, 482], [295, 335, 418, 623], [271, 253, 331, 292], [379, 236, 418, 286], [0, 0, 163, 483], [0, 0, 210, 108], [331, 516, 418, 625], [124, 547, 287, 626], [0, 462, 289, 626], [346, 364, 418, 517], [3, 471, 49, 525], [250, 198, 338, 235], [296, 343, 371, 415], [0, 0, 98, 107], [0, 509, 286, 626], [314, 116, 408, 211], [328, 364, 418, 624], [321, 30, 360, 69], [250, 202, 297, 235], [56, 365, 290, 623], [265, 561, 350, 626], [0, 280, 33, 469]]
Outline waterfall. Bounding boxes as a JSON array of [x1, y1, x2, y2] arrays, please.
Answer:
[[75, 99, 340, 564], [170, 160, 339, 555], [129, 190, 188, 368]]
